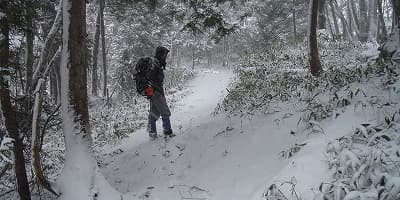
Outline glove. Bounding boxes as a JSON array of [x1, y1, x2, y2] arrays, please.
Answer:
[[145, 86, 154, 98]]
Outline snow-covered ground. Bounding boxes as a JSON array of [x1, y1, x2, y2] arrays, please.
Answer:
[[99, 69, 302, 199], [97, 65, 398, 200]]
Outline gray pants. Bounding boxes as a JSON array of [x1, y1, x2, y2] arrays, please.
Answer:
[[149, 90, 171, 121]]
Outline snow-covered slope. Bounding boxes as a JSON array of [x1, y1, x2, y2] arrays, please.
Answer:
[[99, 69, 297, 199], [99, 69, 306, 199], [99, 61, 400, 200]]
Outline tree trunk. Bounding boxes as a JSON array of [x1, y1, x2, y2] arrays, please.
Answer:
[[333, 0, 353, 39], [176, 46, 181, 68], [58, 0, 123, 198], [359, 0, 369, 41], [309, 0, 323, 76], [329, 0, 340, 35], [326, 5, 335, 36], [347, 1, 355, 37], [0, 2, 31, 199], [100, 0, 107, 97], [192, 44, 195, 70], [207, 50, 212, 67], [293, 0, 297, 43], [348, 0, 360, 38], [50, 66, 58, 100], [368, 0, 378, 40], [31, 48, 61, 197], [25, 0, 34, 94], [380, 0, 400, 57], [392, 0, 400, 40], [318, 0, 326, 29], [59, 0, 92, 198], [169, 36, 175, 68], [30, 2, 62, 93], [92, 11, 100, 96], [68, 1, 90, 133], [377, 0, 388, 42], [350, 0, 360, 27]]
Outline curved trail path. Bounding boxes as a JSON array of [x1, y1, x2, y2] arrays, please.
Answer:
[[101, 69, 294, 200]]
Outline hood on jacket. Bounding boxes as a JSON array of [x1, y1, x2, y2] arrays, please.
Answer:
[[155, 46, 169, 69]]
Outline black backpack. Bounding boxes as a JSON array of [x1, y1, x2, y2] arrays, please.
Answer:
[[135, 57, 154, 96]]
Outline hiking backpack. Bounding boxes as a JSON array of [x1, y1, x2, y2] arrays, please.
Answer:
[[135, 57, 155, 96]]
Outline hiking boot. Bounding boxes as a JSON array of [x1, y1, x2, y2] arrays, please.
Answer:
[[163, 129, 175, 137], [149, 132, 158, 140]]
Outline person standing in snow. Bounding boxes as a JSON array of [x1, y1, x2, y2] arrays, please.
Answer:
[[143, 46, 174, 139]]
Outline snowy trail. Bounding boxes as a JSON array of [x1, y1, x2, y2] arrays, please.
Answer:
[[100, 69, 299, 199]]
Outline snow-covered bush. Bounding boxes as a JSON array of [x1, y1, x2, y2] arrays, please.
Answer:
[[218, 37, 371, 119], [219, 35, 400, 200], [319, 114, 400, 200]]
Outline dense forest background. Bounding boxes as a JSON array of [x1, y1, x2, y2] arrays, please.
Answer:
[[1, 0, 400, 199]]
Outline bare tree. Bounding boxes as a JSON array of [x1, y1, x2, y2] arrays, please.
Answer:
[[391, 0, 400, 36], [25, 0, 34, 93], [57, 0, 124, 198], [58, 0, 95, 197], [368, 0, 378, 40], [347, 0, 360, 38], [293, 0, 298, 43], [359, 0, 369, 41], [0, 1, 31, 199], [318, 0, 326, 29], [377, 0, 388, 42], [309, 0, 323, 76], [333, 0, 353, 39], [100, 0, 107, 97], [92, 11, 100, 96], [329, 0, 340, 35], [350, 0, 360, 28]]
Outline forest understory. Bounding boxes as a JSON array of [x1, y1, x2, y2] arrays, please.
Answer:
[[1, 0, 400, 199]]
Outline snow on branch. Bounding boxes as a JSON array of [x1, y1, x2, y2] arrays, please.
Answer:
[[30, 0, 62, 93], [319, 120, 400, 199], [30, 46, 62, 197]]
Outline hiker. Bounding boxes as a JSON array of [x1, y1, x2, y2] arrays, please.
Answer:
[[136, 46, 174, 139]]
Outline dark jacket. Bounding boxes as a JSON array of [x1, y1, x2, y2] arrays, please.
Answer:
[[148, 57, 165, 94], [149, 46, 169, 95]]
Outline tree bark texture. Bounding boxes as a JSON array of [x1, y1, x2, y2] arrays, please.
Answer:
[[347, 1, 360, 36], [391, 0, 400, 34], [68, 0, 90, 133], [326, 5, 335, 36], [346, 2, 355, 37], [100, 0, 107, 97], [0, 1, 31, 199], [25, 0, 34, 94], [318, 0, 326, 29], [31, 48, 61, 196], [333, 0, 353, 39], [350, 0, 360, 28], [50, 65, 58, 100], [293, 0, 298, 43], [192, 44, 195, 70], [368, 0, 378, 40], [377, 0, 388, 41], [92, 11, 100, 96], [359, 0, 369, 41], [309, 0, 323, 76], [30, 1, 62, 94], [329, 0, 340, 35]]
